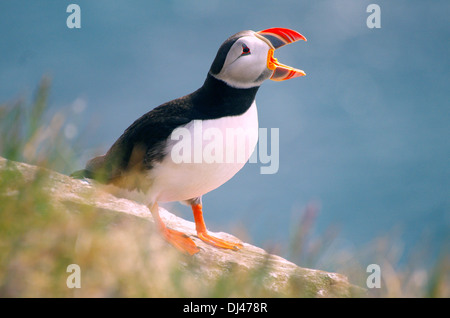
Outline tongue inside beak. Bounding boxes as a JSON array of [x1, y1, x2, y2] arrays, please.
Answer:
[[256, 27, 307, 81], [267, 48, 306, 81]]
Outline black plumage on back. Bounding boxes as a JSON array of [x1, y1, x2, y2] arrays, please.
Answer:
[[71, 74, 259, 188]]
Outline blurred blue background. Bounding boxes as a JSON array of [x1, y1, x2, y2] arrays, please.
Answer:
[[1, 0, 448, 268]]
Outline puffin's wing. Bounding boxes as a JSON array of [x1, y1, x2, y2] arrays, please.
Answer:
[[72, 97, 194, 187]]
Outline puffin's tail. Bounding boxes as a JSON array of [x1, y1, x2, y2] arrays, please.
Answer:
[[70, 169, 94, 179], [70, 155, 109, 181]]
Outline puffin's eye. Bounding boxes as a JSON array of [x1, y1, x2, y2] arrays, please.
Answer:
[[241, 44, 251, 55]]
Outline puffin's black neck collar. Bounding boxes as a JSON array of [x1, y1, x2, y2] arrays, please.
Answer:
[[191, 74, 260, 119]]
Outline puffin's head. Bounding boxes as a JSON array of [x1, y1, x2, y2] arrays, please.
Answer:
[[209, 28, 307, 89]]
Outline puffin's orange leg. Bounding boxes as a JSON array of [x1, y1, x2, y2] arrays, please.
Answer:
[[149, 203, 200, 255], [192, 204, 243, 250]]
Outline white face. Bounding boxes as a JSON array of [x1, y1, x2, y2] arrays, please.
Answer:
[[213, 35, 273, 89]]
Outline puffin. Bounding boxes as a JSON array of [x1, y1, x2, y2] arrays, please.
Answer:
[[72, 28, 307, 255]]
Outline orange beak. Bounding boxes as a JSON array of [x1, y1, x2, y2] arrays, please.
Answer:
[[256, 27, 307, 81]]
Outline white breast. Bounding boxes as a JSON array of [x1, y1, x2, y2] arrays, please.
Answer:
[[147, 101, 259, 203]]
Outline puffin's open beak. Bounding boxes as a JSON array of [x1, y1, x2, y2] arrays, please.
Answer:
[[256, 28, 307, 81]]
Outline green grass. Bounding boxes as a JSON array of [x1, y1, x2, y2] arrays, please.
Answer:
[[0, 79, 448, 297]]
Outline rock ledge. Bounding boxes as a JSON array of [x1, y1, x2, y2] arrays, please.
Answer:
[[0, 157, 364, 297]]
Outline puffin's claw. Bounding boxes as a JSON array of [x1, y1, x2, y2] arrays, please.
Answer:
[[162, 227, 200, 255], [197, 231, 243, 250]]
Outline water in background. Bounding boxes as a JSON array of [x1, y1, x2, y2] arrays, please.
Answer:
[[1, 0, 448, 268]]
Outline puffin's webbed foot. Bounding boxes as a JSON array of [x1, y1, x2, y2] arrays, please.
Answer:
[[150, 202, 200, 255], [192, 203, 243, 251]]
